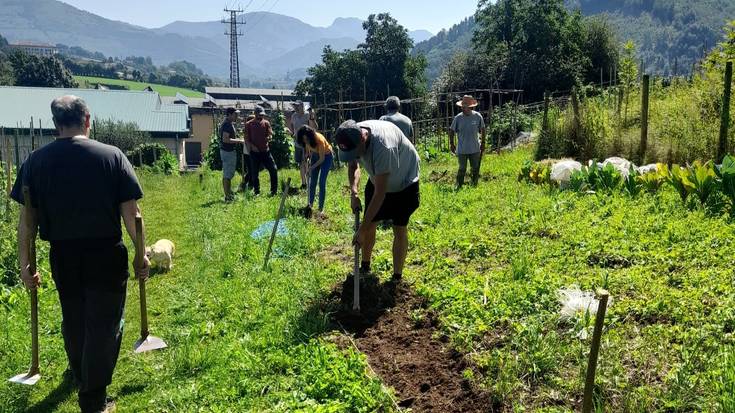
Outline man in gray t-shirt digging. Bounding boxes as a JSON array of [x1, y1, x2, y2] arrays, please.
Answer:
[[336, 120, 420, 280], [449, 95, 487, 187]]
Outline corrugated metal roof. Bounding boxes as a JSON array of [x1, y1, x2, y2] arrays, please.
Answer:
[[205, 87, 295, 97], [0, 86, 189, 134]]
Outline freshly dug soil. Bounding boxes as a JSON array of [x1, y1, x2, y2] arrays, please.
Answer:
[[331, 275, 497, 412]]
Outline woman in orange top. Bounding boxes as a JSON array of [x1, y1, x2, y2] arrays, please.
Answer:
[[296, 125, 333, 216]]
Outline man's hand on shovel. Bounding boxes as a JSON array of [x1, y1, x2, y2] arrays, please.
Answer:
[[134, 255, 151, 282], [20, 264, 40, 290]]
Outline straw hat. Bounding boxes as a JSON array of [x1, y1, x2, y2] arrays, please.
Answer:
[[456, 95, 479, 108]]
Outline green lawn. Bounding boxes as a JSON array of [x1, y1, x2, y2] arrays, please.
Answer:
[[1, 147, 735, 412], [74, 76, 204, 98]]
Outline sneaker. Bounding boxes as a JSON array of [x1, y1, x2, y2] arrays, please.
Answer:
[[99, 399, 116, 413]]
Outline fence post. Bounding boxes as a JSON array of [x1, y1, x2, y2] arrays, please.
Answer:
[[14, 125, 20, 166], [542, 91, 550, 139], [30, 117, 35, 151], [718, 62, 733, 163], [638, 74, 650, 164], [571, 87, 582, 156], [582, 290, 610, 413]]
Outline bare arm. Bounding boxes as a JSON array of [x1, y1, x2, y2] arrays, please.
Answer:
[[362, 173, 388, 226], [222, 131, 244, 145], [309, 149, 326, 172], [308, 111, 319, 130], [348, 160, 362, 212], [121, 199, 150, 280], [18, 204, 40, 289]]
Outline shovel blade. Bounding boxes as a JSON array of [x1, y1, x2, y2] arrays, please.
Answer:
[[134, 335, 167, 353], [8, 372, 41, 386]]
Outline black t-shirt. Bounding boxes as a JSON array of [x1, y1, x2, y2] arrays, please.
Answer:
[[219, 120, 237, 152], [11, 137, 143, 242]]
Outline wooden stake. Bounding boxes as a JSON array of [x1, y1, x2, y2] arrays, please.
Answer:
[[638, 75, 650, 164], [718, 62, 732, 163], [23, 187, 40, 379], [582, 290, 610, 413], [264, 177, 291, 270]]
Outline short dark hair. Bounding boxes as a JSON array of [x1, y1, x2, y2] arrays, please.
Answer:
[[296, 125, 317, 148], [226, 107, 237, 116], [51, 95, 89, 129], [385, 96, 401, 112]]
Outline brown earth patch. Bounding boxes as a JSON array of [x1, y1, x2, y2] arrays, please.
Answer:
[[328, 274, 498, 412]]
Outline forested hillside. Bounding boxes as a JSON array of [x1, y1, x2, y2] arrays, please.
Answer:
[[416, 0, 735, 81]]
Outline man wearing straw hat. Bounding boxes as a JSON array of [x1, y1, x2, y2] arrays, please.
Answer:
[[380, 96, 414, 144], [449, 95, 486, 187], [12, 95, 150, 413]]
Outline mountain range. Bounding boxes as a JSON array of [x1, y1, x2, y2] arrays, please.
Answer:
[[0, 0, 433, 80]]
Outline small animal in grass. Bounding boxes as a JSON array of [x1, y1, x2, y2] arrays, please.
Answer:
[[145, 239, 175, 272]]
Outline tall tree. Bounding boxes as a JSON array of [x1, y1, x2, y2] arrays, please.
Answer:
[[9, 51, 77, 88], [296, 13, 426, 104]]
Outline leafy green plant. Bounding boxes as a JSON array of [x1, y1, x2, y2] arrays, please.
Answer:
[[519, 161, 551, 185], [636, 165, 666, 194], [686, 161, 718, 206], [597, 163, 622, 192], [715, 155, 735, 208], [569, 169, 589, 193], [623, 166, 642, 197], [667, 165, 695, 204]]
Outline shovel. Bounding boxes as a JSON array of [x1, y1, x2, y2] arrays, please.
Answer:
[[9, 186, 41, 385], [353, 210, 361, 311], [133, 215, 167, 353]]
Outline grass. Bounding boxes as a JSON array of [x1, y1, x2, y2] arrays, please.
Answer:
[[2, 146, 735, 411], [74, 76, 204, 98], [0, 167, 393, 412]]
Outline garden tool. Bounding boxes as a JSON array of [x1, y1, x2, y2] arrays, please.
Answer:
[[9, 187, 41, 385], [133, 215, 167, 353], [353, 209, 361, 311]]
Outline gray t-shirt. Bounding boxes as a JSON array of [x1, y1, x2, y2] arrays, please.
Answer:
[[356, 120, 420, 193], [11, 137, 143, 242], [379, 112, 413, 143], [451, 111, 486, 155], [290, 111, 310, 134]]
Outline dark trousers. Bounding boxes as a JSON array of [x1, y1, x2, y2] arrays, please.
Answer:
[[49, 238, 129, 413], [250, 151, 278, 195]]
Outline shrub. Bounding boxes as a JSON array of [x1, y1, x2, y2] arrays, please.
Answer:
[[269, 111, 292, 169], [94, 119, 150, 153], [127, 143, 179, 175]]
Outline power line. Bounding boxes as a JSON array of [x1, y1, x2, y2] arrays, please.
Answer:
[[243, 0, 280, 35]]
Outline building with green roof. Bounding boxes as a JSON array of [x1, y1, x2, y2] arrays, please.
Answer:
[[0, 86, 191, 167]]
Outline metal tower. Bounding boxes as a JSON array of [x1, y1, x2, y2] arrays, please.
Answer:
[[222, 8, 244, 88]]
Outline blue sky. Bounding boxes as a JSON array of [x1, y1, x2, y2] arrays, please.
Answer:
[[58, 0, 479, 34]]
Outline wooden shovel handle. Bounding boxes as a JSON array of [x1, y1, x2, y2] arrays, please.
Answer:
[[353, 210, 360, 311], [134, 216, 149, 338], [22, 186, 39, 374]]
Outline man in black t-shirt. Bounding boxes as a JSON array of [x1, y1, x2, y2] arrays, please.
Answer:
[[219, 108, 245, 202], [11, 95, 150, 413]]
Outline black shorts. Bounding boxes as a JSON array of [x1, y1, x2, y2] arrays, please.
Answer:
[[365, 180, 419, 227]]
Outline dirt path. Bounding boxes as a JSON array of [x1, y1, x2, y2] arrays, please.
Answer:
[[329, 275, 498, 412]]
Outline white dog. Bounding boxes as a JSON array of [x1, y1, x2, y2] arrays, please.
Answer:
[[145, 239, 175, 272]]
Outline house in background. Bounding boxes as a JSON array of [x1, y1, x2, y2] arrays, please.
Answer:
[[0, 86, 190, 168], [9, 41, 58, 57], [164, 88, 307, 167]]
